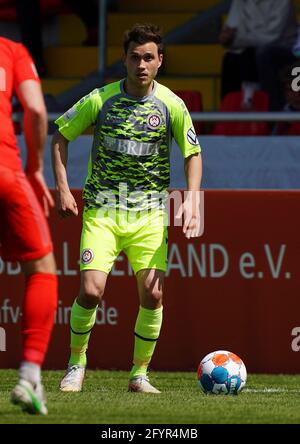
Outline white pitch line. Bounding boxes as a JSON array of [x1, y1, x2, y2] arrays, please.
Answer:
[[244, 388, 300, 393]]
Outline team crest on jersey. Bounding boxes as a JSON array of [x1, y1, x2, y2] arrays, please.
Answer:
[[147, 114, 161, 129], [187, 127, 198, 146], [81, 248, 94, 265]]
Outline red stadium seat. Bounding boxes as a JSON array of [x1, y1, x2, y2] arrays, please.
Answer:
[[0, 0, 66, 21], [273, 119, 300, 135], [283, 121, 300, 135], [0, 0, 16, 20], [213, 90, 271, 136], [174, 90, 203, 135]]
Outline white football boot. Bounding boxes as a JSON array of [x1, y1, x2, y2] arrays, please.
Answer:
[[60, 365, 85, 392], [11, 379, 48, 415], [128, 375, 161, 394]]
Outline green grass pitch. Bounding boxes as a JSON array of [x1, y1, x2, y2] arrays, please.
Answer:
[[1, 370, 300, 424]]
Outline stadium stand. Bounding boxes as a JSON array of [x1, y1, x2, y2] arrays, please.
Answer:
[[46, 2, 225, 112], [0, 0, 226, 112], [0, 0, 65, 20], [213, 91, 270, 136]]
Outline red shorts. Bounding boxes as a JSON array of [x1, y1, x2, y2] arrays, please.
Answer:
[[0, 165, 53, 262]]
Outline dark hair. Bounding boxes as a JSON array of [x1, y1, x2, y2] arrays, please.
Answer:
[[123, 23, 163, 55]]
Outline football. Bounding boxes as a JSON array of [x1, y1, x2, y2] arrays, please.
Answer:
[[197, 350, 247, 395]]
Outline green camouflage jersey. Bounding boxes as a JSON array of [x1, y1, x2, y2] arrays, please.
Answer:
[[55, 79, 201, 210]]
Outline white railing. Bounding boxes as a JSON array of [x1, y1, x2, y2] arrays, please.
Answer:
[[46, 111, 300, 123], [190, 112, 300, 122], [12, 112, 300, 123]]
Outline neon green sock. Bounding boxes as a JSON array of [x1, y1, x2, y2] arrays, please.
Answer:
[[129, 305, 163, 379], [69, 300, 97, 367]]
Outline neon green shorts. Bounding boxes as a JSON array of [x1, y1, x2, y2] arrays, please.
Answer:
[[80, 207, 168, 274]]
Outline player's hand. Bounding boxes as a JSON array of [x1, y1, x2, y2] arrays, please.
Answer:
[[26, 170, 54, 217], [219, 26, 236, 46], [175, 191, 201, 239], [56, 189, 78, 218]]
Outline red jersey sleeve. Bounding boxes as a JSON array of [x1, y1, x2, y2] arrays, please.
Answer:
[[13, 43, 40, 88]]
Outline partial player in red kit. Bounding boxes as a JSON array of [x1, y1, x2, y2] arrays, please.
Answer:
[[0, 37, 57, 415]]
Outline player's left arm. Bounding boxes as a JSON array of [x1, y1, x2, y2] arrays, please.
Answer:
[[171, 97, 202, 238], [181, 152, 202, 238]]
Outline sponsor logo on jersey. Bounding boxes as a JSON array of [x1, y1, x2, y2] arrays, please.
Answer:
[[147, 114, 161, 129], [104, 135, 160, 156], [81, 248, 94, 265], [187, 127, 198, 146]]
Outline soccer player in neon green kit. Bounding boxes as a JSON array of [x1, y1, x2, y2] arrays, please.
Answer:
[[52, 24, 202, 393]]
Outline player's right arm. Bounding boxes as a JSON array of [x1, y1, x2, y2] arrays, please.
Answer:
[[14, 44, 54, 217], [51, 131, 78, 218], [51, 89, 102, 218]]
